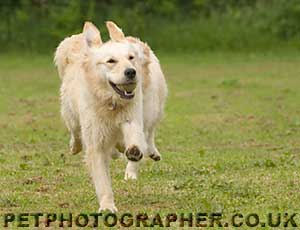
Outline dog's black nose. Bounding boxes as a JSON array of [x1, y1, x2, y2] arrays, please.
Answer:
[[124, 68, 136, 80]]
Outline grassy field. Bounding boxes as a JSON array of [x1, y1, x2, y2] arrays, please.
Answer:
[[1, 52, 300, 229]]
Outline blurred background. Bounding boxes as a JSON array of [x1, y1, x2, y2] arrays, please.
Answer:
[[1, 0, 300, 53]]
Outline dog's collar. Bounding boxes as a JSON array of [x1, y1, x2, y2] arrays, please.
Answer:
[[108, 101, 117, 110]]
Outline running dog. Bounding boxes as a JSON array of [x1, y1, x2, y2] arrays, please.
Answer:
[[54, 21, 167, 212]]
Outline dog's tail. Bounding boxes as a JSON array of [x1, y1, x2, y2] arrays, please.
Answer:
[[54, 34, 84, 80]]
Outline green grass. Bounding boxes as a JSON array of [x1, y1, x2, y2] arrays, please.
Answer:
[[1, 52, 300, 229]]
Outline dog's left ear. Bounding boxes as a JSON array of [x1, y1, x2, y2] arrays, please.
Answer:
[[106, 21, 125, 42], [83, 21, 102, 48]]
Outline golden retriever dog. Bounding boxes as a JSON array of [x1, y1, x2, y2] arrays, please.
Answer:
[[54, 21, 167, 212]]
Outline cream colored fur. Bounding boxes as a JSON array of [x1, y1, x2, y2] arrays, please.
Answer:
[[54, 21, 167, 212]]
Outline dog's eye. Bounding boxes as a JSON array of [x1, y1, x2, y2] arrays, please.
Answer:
[[129, 55, 134, 60], [107, 59, 117, 64]]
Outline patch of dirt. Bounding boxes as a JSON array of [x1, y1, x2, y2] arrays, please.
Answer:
[[23, 176, 43, 185]]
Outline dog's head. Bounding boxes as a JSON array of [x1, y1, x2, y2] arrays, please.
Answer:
[[106, 21, 151, 88], [82, 22, 139, 100]]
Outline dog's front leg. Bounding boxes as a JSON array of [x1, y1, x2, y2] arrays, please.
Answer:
[[86, 147, 117, 212], [122, 121, 147, 180], [122, 121, 147, 162]]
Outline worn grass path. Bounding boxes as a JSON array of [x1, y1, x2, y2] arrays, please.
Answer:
[[0, 52, 300, 229]]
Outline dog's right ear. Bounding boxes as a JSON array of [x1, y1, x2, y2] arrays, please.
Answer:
[[83, 21, 102, 48], [106, 21, 126, 42]]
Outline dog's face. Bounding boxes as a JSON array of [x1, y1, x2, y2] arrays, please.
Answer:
[[90, 42, 138, 100], [105, 21, 151, 88], [83, 23, 139, 100]]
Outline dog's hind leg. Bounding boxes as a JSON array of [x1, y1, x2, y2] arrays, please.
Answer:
[[125, 161, 140, 180], [69, 129, 82, 154], [146, 126, 161, 161], [61, 101, 82, 154], [65, 118, 82, 155]]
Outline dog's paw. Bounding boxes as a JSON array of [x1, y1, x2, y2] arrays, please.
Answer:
[[99, 202, 118, 213], [148, 148, 162, 161], [124, 170, 138, 180], [69, 137, 82, 155], [125, 145, 143, 161], [124, 161, 139, 180], [149, 153, 161, 161]]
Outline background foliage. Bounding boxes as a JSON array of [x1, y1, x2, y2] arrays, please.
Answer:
[[1, 0, 300, 52]]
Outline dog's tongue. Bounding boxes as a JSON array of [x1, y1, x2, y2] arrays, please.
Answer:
[[117, 83, 136, 93]]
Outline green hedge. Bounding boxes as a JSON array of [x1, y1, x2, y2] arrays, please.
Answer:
[[1, 0, 300, 53]]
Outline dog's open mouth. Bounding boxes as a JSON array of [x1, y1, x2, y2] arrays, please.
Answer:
[[109, 81, 136, 99]]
